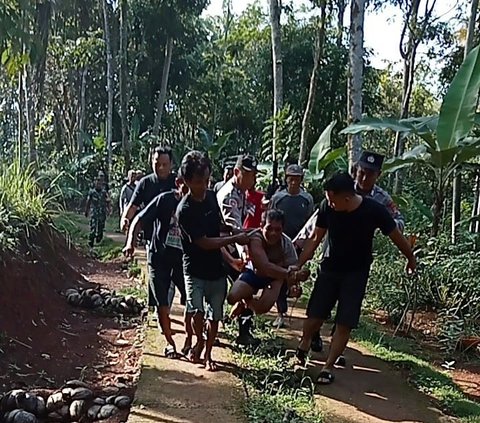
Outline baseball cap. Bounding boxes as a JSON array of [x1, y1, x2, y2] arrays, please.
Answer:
[[235, 154, 257, 172], [357, 151, 384, 172], [285, 164, 304, 177]]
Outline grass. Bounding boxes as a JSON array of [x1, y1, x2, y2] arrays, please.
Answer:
[[352, 318, 480, 421], [225, 316, 323, 423]]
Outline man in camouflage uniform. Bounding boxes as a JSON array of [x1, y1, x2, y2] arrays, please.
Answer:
[[217, 154, 257, 345], [85, 177, 111, 248]]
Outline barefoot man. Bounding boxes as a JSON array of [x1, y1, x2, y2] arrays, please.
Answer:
[[176, 151, 250, 371], [227, 209, 309, 315], [295, 172, 416, 384]]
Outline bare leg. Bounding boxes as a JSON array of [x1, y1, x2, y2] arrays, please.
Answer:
[[182, 311, 194, 354], [245, 280, 283, 315], [204, 319, 219, 371], [323, 324, 351, 371], [158, 306, 176, 349], [190, 312, 204, 363], [298, 317, 324, 352]]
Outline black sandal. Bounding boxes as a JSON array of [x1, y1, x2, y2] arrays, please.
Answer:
[[295, 348, 308, 366], [164, 345, 179, 359], [317, 370, 335, 385]]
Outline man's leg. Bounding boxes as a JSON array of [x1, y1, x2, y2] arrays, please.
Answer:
[[273, 282, 288, 328], [184, 274, 206, 362], [96, 218, 105, 243], [88, 218, 96, 248], [245, 280, 283, 315], [323, 324, 350, 371], [204, 277, 227, 371]]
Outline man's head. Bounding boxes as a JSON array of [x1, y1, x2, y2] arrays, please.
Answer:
[[324, 172, 356, 211], [234, 154, 257, 192], [223, 165, 234, 182], [127, 169, 135, 184], [180, 150, 212, 199], [94, 177, 103, 190], [355, 151, 384, 193], [135, 170, 144, 182], [151, 145, 173, 179], [285, 164, 304, 194], [262, 209, 285, 245], [175, 170, 189, 196]]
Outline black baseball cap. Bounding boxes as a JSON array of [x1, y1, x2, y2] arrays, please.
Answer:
[[357, 151, 384, 172], [235, 154, 257, 172]]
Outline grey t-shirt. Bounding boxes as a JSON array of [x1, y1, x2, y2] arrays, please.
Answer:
[[270, 190, 314, 239]]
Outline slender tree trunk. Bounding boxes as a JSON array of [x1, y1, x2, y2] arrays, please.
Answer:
[[17, 72, 24, 166], [119, 0, 130, 171], [299, 0, 327, 166], [24, 67, 35, 164], [77, 66, 87, 156], [347, 0, 365, 168], [270, 0, 283, 164], [152, 37, 173, 137], [336, 0, 346, 47], [459, 0, 479, 238], [102, 0, 114, 175]]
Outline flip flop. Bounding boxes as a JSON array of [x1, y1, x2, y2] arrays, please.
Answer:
[[317, 370, 335, 385], [295, 348, 308, 366], [164, 345, 179, 359]]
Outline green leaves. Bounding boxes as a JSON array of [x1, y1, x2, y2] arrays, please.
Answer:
[[308, 120, 337, 175], [437, 46, 480, 151]]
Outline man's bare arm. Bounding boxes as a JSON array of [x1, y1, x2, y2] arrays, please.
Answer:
[[194, 233, 249, 251], [297, 227, 327, 267], [123, 215, 143, 257], [120, 203, 139, 232], [249, 238, 289, 280], [388, 227, 416, 274]]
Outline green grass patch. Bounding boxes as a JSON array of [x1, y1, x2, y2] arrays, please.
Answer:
[[118, 284, 147, 302], [225, 317, 323, 423], [352, 318, 480, 420], [127, 261, 143, 278]]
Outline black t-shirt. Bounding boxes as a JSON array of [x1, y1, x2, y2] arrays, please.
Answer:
[[130, 173, 176, 239], [137, 191, 182, 261], [177, 191, 224, 280], [316, 197, 396, 272]]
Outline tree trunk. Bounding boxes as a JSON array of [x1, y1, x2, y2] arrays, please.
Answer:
[[457, 0, 479, 238], [102, 0, 114, 175], [17, 71, 24, 166], [152, 37, 174, 137], [347, 0, 365, 168], [119, 0, 130, 171], [336, 0, 346, 47], [299, 0, 327, 166], [24, 67, 35, 164], [270, 0, 283, 164], [77, 66, 87, 156]]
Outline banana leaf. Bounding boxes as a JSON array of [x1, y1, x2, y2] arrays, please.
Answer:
[[437, 45, 480, 151], [308, 120, 336, 175]]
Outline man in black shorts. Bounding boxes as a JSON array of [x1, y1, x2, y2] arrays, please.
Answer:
[[295, 172, 416, 384], [123, 171, 188, 357], [227, 209, 309, 315]]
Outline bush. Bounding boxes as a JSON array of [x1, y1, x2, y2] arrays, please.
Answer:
[[366, 233, 480, 353]]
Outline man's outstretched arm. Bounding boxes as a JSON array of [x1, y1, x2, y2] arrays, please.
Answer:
[[388, 227, 416, 274], [297, 227, 326, 268]]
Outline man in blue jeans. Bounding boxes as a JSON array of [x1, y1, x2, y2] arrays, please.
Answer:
[[177, 151, 250, 371]]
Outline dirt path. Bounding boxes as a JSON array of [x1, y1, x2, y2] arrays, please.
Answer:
[[277, 307, 456, 423]]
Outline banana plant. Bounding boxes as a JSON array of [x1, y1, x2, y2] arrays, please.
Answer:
[[340, 45, 480, 236]]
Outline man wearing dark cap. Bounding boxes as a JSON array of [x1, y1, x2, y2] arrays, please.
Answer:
[[217, 154, 258, 345], [309, 150, 405, 363], [269, 164, 314, 328], [214, 165, 234, 194]]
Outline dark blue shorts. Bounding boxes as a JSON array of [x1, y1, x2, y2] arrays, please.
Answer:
[[239, 269, 273, 292]]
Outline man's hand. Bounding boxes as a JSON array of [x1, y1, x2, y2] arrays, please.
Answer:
[[120, 217, 129, 233], [295, 268, 310, 282], [123, 243, 135, 258], [406, 255, 416, 275], [230, 258, 245, 272]]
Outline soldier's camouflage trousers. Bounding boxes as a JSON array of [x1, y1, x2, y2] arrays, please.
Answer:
[[89, 216, 106, 247]]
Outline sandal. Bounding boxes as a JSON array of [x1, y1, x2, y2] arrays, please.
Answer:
[[164, 345, 179, 359], [295, 348, 308, 366], [317, 369, 335, 385]]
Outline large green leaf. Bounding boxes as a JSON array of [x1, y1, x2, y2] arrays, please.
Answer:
[[339, 117, 415, 135], [437, 45, 480, 151], [308, 120, 336, 175], [382, 144, 430, 173]]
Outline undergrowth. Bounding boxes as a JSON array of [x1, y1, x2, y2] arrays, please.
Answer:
[[353, 318, 480, 421], [225, 317, 323, 423]]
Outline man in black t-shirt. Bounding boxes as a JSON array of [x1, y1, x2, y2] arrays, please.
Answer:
[[120, 146, 176, 307], [295, 173, 416, 385], [123, 172, 188, 357], [177, 151, 250, 371]]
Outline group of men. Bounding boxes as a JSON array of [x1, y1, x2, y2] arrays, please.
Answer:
[[90, 145, 417, 383]]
